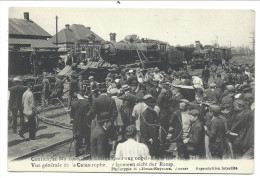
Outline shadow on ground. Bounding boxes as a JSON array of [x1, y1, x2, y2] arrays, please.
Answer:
[[36, 132, 60, 139], [8, 138, 30, 147]]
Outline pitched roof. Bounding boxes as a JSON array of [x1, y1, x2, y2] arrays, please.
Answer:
[[9, 18, 51, 38], [49, 24, 105, 44], [9, 38, 59, 49]]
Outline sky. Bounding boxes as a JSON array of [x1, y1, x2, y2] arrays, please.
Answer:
[[9, 7, 255, 48]]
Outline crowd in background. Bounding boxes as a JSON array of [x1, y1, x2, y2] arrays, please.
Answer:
[[8, 61, 255, 160]]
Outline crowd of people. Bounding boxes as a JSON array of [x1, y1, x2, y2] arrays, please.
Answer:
[[8, 61, 255, 160]]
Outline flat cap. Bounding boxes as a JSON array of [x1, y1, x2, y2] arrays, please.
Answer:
[[244, 93, 254, 101], [136, 92, 145, 100], [189, 109, 200, 116], [234, 99, 245, 107], [210, 105, 221, 113]]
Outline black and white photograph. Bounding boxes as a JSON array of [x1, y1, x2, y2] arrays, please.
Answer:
[[1, 1, 259, 175]]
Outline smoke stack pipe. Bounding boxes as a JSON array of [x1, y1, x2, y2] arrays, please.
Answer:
[[86, 27, 91, 30], [65, 24, 70, 30], [24, 12, 29, 21], [110, 33, 116, 42], [195, 41, 201, 49]]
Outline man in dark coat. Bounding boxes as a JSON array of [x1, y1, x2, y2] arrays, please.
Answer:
[[139, 94, 159, 157], [91, 112, 112, 160], [149, 79, 161, 99], [9, 78, 27, 133], [184, 109, 205, 158], [157, 85, 171, 145], [119, 90, 136, 139], [90, 83, 118, 150], [204, 105, 226, 159], [70, 92, 92, 157], [201, 65, 210, 89], [228, 99, 254, 158]]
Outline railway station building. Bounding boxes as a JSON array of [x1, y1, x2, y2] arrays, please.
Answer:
[[49, 24, 105, 60], [9, 12, 60, 75]]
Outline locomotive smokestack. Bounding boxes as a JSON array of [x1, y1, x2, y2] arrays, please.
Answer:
[[24, 12, 29, 21], [195, 41, 201, 50], [86, 26, 91, 30], [110, 33, 116, 42]]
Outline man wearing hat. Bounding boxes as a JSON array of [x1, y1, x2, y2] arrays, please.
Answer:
[[157, 85, 172, 145], [78, 75, 85, 93], [149, 79, 161, 100], [119, 88, 137, 139], [70, 91, 92, 157], [228, 99, 253, 158], [9, 78, 27, 133], [201, 65, 210, 89], [91, 112, 113, 160], [132, 92, 145, 141], [243, 93, 254, 110], [139, 94, 160, 157], [90, 83, 118, 150], [153, 67, 163, 81], [51, 75, 65, 102], [170, 98, 192, 159], [41, 72, 51, 106], [183, 109, 205, 158], [204, 83, 219, 104], [89, 76, 98, 92], [110, 88, 124, 135], [115, 125, 150, 158], [204, 105, 226, 159], [220, 86, 235, 111]]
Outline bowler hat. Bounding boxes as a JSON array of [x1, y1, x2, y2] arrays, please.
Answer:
[[97, 112, 112, 123]]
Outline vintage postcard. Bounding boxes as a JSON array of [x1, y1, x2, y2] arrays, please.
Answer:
[[6, 4, 256, 174]]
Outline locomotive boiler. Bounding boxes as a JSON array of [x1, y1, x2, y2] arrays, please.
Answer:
[[100, 38, 168, 68]]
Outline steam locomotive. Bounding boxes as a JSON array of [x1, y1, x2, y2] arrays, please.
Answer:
[[99, 37, 232, 69], [100, 38, 185, 69]]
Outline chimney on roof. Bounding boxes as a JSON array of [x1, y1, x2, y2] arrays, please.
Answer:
[[65, 24, 70, 30], [24, 12, 29, 21], [110, 33, 116, 42], [195, 41, 201, 49], [86, 27, 91, 30]]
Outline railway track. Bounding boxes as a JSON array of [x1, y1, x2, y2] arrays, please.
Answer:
[[12, 101, 78, 161]]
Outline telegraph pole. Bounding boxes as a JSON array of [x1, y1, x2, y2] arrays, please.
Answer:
[[56, 16, 59, 45], [227, 40, 231, 48], [249, 32, 255, 55]]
